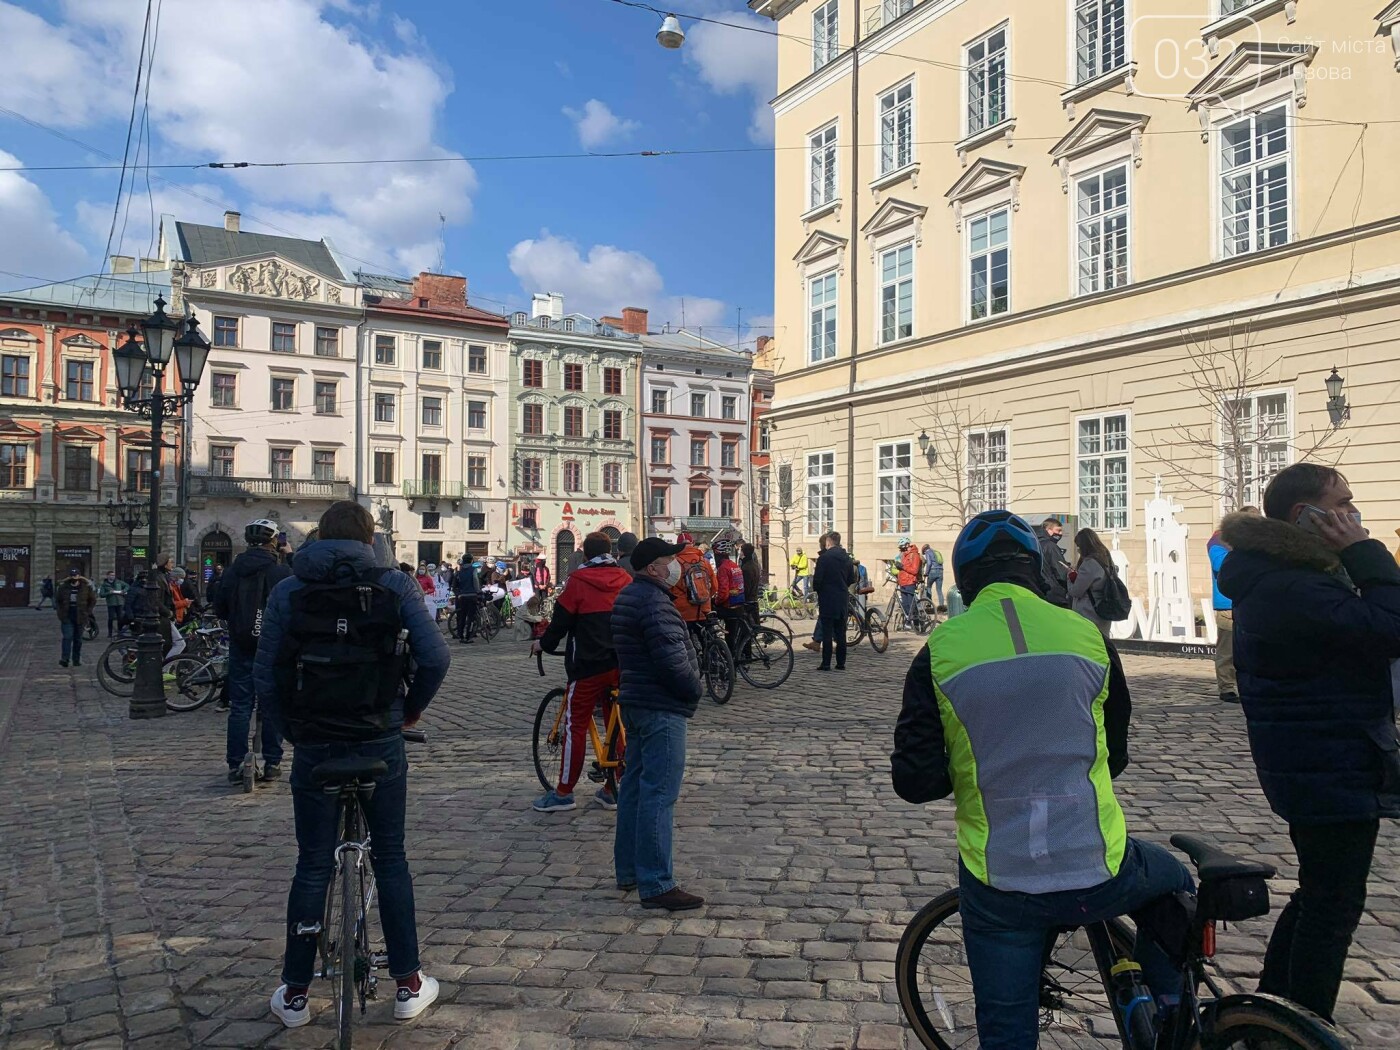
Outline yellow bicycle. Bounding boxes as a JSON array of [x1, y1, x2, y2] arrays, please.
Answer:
[[531, 653, 626, 796]]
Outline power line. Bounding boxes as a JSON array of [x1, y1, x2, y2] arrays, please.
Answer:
[[94, 0, 154, 300]]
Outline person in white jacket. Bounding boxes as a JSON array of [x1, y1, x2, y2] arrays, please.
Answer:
[[1068, 527, 1113, 637]]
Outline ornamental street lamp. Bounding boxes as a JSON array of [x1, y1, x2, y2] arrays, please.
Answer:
[[1325, 366, 1350, 427], [114, 297, 211, 720], [106, 494, 149, 570]]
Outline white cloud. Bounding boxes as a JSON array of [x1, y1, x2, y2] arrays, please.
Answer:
[[0, 3, 127, 127], [0, 152, 92, 287], [562, 99, 640, 151], [682, 9, 777, 144]]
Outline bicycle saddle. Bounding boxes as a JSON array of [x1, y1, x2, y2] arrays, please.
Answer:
[[311, 757, 388, 788], [1170, 834, 1276, 882]]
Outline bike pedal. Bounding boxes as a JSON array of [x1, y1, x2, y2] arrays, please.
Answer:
[[370, 952, 389, 968], [587, 769, 606, 783]]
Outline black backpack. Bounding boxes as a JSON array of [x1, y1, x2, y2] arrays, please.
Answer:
[[1092, 562, 1133, 622], [275, 562, 409, 743], [227, 567, 273, 650]]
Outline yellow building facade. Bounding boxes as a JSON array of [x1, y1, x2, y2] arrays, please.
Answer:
[[751, 0, 1400, 604]]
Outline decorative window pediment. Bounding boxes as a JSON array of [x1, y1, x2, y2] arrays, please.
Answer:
[[1379, 1, 1400, 71], [861, 197, 927, 259], [60, 334, 104, 349], [0, 419, 40, 437], [793, 229, 848, 276], [1048, 109, 1150, 192], [1187, 41, 1317, 133], [0, 328, 37, 343], [945, 158, 1025, 229], [56, 424, 104, 441]]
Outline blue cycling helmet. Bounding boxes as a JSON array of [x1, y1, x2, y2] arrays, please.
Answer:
[[952, 510, 1042, 585]]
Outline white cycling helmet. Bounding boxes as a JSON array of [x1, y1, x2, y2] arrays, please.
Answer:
[[245, 518, 278, 546]]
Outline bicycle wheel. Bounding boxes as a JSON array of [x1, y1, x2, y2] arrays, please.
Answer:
[[759, 612, 792, 640], [478, 608, 500, 642], [603, 716, 625, 799], [96, 649, 136, 697], [1206, 996, 1349, 1049], [532, 688, 568, 791], [846, 609, 866, 644], [163, 655, 219, 713], [735, 626, 793, 689], [101, 638, 140, 684], [336, 860, 357, 1049], [704, 641, 735, 705], [866, 609, 890, 653], [918, 598, 941, 633], [896, 889, 1130, 1049]]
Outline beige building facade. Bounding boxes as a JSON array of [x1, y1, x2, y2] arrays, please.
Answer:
[[752, 0, 1400, 604]]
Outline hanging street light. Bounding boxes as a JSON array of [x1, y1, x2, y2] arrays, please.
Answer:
[[1325, 366, 1350, 427], [917, 429, 937, 464], [657, 13, 685, 48]]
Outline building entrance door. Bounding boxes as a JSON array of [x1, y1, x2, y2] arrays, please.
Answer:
[[0, 543, 32, 608], [555, 531, 576, 583], [55, 545, 93, 580], [417, 541, 442, 567]]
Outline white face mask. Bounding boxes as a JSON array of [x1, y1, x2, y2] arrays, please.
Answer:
[[663, 560, 682, 587]]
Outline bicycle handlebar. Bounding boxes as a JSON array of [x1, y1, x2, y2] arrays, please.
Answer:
[[401, 729, 427, 744]]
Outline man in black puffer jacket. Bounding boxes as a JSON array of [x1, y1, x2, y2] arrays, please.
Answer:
[[1218, 463, 1400, 1023], [610, 536, 703, 912]]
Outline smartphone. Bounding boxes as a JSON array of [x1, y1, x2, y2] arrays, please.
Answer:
[[1293, 504, 1328, 535]]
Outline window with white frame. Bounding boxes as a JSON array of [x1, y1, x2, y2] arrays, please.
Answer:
[[809, 124, 838, 209], [966, 27, 1008, 135], [809, 273, 838, 362], [876, 441, 912, 535], [651, 389, 668, 414], [878, 81, 913, 175], [1220, 105, 1289, 257], [721, 395, 738, 420], [1076, 165, 1130, 295], [758, 469, 770, 505], [882, 0, 915, 25], [1224, 391, 1291, 509], [968, 209, 1010, 320], [1076, 413, 1129, 530], [650, 484, 667, 517], [690, 391, 707, 417], [1075, 0, 1125, 84], [603, 462, 622, 494], [1220, 0, 1260, 13], [879, 243, 914, 343], [651, 434, 669, 464], [812, 0, 839, 70], [966, 428, 1008, 514], [806, 451, 835, 535]]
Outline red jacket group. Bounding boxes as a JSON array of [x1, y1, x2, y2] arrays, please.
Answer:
[[539, 562, 634, 680]]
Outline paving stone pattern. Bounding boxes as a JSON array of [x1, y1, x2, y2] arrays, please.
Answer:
[[1, 608, 1398, 1048]]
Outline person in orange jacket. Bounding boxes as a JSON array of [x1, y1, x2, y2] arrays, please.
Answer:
[[669, 543, 717, 631], [896, 537, 922, 628]]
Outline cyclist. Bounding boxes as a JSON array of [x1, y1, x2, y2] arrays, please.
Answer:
[[712, 541, 746, 647], [531, 531, 633, 813], [895, 537, 922, 628], [450, 556, 480, 643], [891, 510, 1192, 1048], [215, 519, 293, 785], [739, 542, 762, 627], [789, 546, 810, 596], [254, 501, 450, 1029], [670, 542, 718, 642]]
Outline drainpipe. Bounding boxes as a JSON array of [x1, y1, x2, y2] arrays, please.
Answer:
[[845, 13, 862, 547]]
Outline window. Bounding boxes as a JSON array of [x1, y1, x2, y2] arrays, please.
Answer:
[[213, 316, 238, 347], [967, 27, 1009, 135], [521, 507, 539, 529], [778, 463, 793, 507], [315, 326, 339, 357], [421, 396, 443, 427], [467, 400, 487, 429], [422, 511, 441, 531], [603, 410, 622, 440], [721, 395, 738, 420], [65, 360, 94, 401], [564, 461, 583, 492], [876, 441, 913, 535], [689, 486, 708, 517], [272, 322, 297, 352], [468, 344, 487, 374], [374, 392, 395, 423], [882, 0, 914, 23], [270, 448, 293, 479], [520, 458, 542, 490], [125, 449, 152, 493], [759, 422, 771, 452], [809, 273, 838, 362], [806, 451, 835, 535], [650, 484, 667, 517], [1, 355, 30, 397], [422, 340, 442, 371], [210, 372, 237, 408], [1225, 391, 1291, 508], [1077, 413, 1129, 530], [879, 81, 914, 175], [467, 454, 487, 489], [314, 381, 337, 415], [1221, 105, 1289, 258], [1075, 0, 1126, 83], [522, 359, 543, 387], [812, 0, 839, 70], [523, 403, 543, 435], [468, 512, 486, 531], [651, 435, 669, 464], [373, 450, 395, 485], [690, 392, 707, 418], [564, 405, 584, 437], [374, 335, 396, 365], [63, 446, 92, 491], [603, 462, 621, 494], [651, 389, 668, 414], [564, 362, 584, 391], [721, 490, 736, 518], [690, 438, 708, 467], [210, 445, 235, 477], [809, 123, 838, 209], [271, 377, 295, 411], [1076, 165, 1130, 294], [721, 440, 738, 468], [759, 469, 770, 505], [966, 428, 1009, 514], [879, 243, 914, 343], [421, 454, 442, 486], [312, 449, 337, 481], [1221, 0, 1261, 13], [603, 367, 622, 395], [969, 208, 1010, 320]]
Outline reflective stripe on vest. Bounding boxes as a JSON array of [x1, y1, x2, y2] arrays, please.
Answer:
[[928, 582, 1126, 893]]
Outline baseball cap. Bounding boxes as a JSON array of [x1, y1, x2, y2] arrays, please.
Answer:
[[630, 537, 685, 572]]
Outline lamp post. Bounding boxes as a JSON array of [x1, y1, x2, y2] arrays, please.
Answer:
[[106, 494, 149, 574], [113, 296, 212, 719]]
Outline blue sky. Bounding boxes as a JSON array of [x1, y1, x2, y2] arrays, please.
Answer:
[[0, 0, 777, 341]]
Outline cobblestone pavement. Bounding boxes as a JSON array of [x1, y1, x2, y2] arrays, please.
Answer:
[[2, 607, 1399, 1049]]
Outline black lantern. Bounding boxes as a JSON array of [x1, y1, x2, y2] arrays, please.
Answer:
[[1325, 366, 1350, 426], [918, 429, 937, 464], [139, 294, 179, 367], [172, 314, 212, 392], [113, 325, 148, 404], [1324, 367, 1344, 402]]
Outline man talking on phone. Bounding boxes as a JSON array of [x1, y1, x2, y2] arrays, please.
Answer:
[[1218, 463, 1400, 1023]]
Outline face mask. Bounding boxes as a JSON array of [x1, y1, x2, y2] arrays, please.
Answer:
[[663, 560, 682, 587], [1349, 511, 1364, 528]]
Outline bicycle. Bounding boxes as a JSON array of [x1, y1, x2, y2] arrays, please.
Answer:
[[163, 651, 228, 713], [881, 580, 938, 635], [312, 728, 427, 1049], [725, 613, 794, 689], [763, 584, 816, 621], [531, 653, 625, 797], [96, 622, 228, 698], [844, 594, 890, 653], [691, 615, 736, 704], [895, 833, 1350, 1050]]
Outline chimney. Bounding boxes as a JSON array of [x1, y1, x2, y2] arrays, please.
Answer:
[[140, 257, 163, 273], [223, 210, 241, 233], [109, 255, 135, 274], [621, 307, 649, 335], [549, 293, 564, 320], [599, 316, 624, 329], [411, 272, 466, 309], [531, 292, 553, 320]]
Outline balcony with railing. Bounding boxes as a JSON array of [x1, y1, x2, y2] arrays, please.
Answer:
[[191, 475, 353, 501]]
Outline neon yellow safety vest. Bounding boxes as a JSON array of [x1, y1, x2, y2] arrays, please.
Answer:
[[928, 581, 1126, 893]]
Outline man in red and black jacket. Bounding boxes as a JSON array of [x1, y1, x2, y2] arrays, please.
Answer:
[[531, 531, 634, 813]]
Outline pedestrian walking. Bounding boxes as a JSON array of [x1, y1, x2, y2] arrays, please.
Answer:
[[34, 575, 53, 610], [1207, 507, 1260, 703], [611, 537, 703, 911], [55, 567, 95, 667], [97, 570, 128, 638], [1033, 517, 1072, 607], [922, 544, 945, 607], [1217, 463, 1400, 1023], [1067, 527, 1114, 636], [812, 531, 855, 670]]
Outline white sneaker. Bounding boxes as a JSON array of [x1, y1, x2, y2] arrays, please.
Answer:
[[270, 985, 310, 1028], [394, 973, 439, 1021]]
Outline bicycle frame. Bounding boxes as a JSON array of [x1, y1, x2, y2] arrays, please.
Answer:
[[547, 689, 624, 773]]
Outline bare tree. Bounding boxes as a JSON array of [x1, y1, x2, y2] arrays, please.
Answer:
[[907, 385, 1023, 530], [766, 451, 810, 592]]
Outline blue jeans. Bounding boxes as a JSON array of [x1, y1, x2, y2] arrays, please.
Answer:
[[899, 584, 917, 623], [225, 646, 283, 770], [958, 838, 1194, 1050], [283, 734, 420, 985], [925, 575, 944, 606], [60, 619, 84, 662], [614, 705, 687, 898]]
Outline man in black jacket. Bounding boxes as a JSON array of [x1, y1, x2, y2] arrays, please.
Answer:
[[1033, 518, 1071, 607], [811, 531, 854, 671], [450, 558, 480, 643], [1218, 463, 1400, 1022], [610, 537, 703, 912]]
